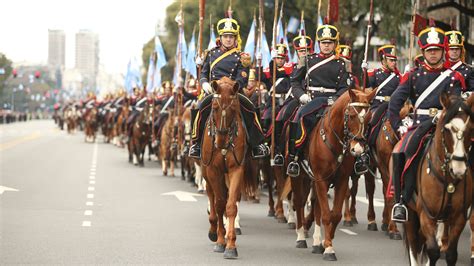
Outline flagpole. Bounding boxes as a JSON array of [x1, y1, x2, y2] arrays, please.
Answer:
[[408, 0, 418, 70], [197, 0, 205, 97], [257, 0, 264, 108], [270, 0, 279, 166], [361, 0, 374, 89]]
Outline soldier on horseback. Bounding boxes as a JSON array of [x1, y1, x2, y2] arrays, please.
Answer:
[[272, 30, 313, 166], [188, 17, 269, 159], [286, 22, 351, 176], [445, 30, 474, 92], [390, 25, 466, 222], [125, 87, 148, 142]]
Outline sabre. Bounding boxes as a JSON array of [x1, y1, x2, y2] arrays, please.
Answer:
[[361, 0, 374, 89]]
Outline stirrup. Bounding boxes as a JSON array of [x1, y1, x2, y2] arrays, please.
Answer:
[[188, 144, 201, 159], [287, 161, 300, 177], [391, 203, 408, 223], [252, 144, 269, 159], [354, 153, 370, 175], [273, 153, 284, 166]]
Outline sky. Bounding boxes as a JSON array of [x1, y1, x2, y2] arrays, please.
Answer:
[[0, 0, 174, 75]]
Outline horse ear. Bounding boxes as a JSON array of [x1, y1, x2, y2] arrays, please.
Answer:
[[211, 80, 220, 93], [348, 88, 357, 102], [233, 82, 240, 94], [440, 91, 451, 110], [367, 88, 377, 102]]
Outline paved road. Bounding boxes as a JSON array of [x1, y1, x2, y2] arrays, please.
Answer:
[[1, 120, 472, 265]]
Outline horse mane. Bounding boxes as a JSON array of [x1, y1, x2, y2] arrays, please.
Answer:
[[442, 96, 473, 125]]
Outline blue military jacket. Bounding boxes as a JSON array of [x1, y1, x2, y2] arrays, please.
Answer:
[[290, 53, 350, 100], [388, 64, 465, 131], [368, 67, 401, 110], [200, 46, 248, 89]]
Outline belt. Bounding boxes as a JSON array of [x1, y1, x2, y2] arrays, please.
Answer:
[[416, 108, 440, 117], [375, 95, 391, 102], [307, 87, 336, 93]]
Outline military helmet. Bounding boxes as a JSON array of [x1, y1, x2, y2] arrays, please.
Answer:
[[293, 30, 313, 51], [338, 45, 352, 60], [418, 27, 446, 51], [316, 24, 339, 42], [445, 31, 464, 47], [378, 45, 397, 60], [217, 18, 240, 36], [274, 43, 288, 58]]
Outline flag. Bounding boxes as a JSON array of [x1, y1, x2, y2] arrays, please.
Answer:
[[287, 16, 299, 34], [124, 57, 142, 93], [260, 32, 271, 69], [275, 17, 292, 62], [154, 35, 167, 88], [413, 14, 427, 36], [186, 30, 197, 78], [244, 18, 257, 61], [146, 54, 155, 92], [208, 27, 216, 50], [175, 27, 188, 71], [314, 16, 323, 54], [329, 0, 339, 23]]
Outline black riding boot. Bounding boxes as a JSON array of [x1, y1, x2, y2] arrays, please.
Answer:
[[188, 108, 201, 158], [391, 153, 408, 222], [273, 121, 284, 166], [287, 122, 300, 177]]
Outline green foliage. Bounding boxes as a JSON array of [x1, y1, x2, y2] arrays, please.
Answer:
[[142, 0, 412, 82], [0, 53, 13, 90]]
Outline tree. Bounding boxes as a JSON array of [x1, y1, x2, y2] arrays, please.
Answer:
[[0, 53, 13, 91]]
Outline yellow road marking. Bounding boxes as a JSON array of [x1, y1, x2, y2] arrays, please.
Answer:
[[0, 132, 41, 151]]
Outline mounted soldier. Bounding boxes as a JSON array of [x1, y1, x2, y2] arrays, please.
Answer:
[[82, 92, 97, 119], [389, 25, 466, 222], [272, 30, 313, 166], [445, 30, 474, 92], [125, 87, 148, 142], [286, 22, 351, 176], [188, 17, 269, 159], [338, 44, 359, 88]]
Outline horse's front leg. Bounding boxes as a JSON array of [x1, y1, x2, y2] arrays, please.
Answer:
[[328, 174, 349, 241], [364, 169, 377, 231], [205, 179, 218, 243], [312, 177, 334, 261], [419, 211, 441, 265], [290, 174, 307, 249], [444, 213, 468, 266], [223, 167, 244, 259]]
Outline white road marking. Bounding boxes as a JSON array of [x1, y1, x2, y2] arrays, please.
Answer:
[[88, 187, 95, 191], [89, 180, 95, 185], [82, 221, 91, 227], [339, 229, 358, 235], [89, 175, 95, 180], [87, 194, 94, 199], [162, 191, 204, 202], [84, 210, 93, 216], [0, 185, 19, 195], [86, 202, 94, 206]]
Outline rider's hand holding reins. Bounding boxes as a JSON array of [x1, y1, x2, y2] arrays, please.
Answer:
[[202, 82, 213, 95]]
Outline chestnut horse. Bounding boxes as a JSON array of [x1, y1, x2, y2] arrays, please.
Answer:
[[84, 108, 98, 142], [113, 100, 129, 147], [402, 93, 473, 266], [201, 77, 253, 259], [159, 112, 178, 176], [307, 88, 376, 261]]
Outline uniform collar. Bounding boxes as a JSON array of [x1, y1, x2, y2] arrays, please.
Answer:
[[423, 63, 444, 73], [317, 52, 334, 58]]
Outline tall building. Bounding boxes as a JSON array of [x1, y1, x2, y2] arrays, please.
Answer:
[[75, 30, 99, 89], [48, 29, 66, 69]]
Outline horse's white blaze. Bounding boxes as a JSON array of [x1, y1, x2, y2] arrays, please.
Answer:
[[436, 222, 445, 248], [446, 118, 468, 177], [296, 226, 305, 241], [352, 142, 364, 156], [324, 246, 335, 254], [312, 224, 321, 246], [287, 199, 296, 224]]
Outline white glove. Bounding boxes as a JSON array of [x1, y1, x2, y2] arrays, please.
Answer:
[[397, 125, 408, 137], [195, 55, 203, 65], [462, 91, 472, 100], [401, 116, 413, 128], [299, 94, 311, 104], [271, 49, 278, 59], [202, 82, 213, 95], [256, 52, 262, 60], [361, 61, 368, 69]]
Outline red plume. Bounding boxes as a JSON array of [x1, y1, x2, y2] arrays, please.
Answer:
[[428, 18, 436, 27]]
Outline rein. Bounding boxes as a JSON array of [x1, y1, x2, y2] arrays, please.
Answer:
[[317, 100, 370, 182]]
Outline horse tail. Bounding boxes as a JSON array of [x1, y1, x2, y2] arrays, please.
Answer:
[[241, 157, 259, 198], [403, 212, 423, 264]]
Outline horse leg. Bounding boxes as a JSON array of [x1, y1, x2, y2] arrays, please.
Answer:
[[471, 212, 474, 263], [206, 181, 218, 243], [350, 175, 359, 225], [343, 187, 352, 227], [419, 212, 442, 266], [444, 214, 467, 266], [311, 190, 324, 254], [234, 202, 242, 235], [365, 170, 377, 231], [312, 178, 336, 261], [162, 159, 167, 176], [287, 197, 296, 229], [267, 166, 277, 217], [223, 167, 244, 259], [290, 175, 307, 248], [170, 158, 175, 177]]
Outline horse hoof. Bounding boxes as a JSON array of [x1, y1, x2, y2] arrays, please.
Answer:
[[351, 217, 359, 224], [213, 243, 225, 253], [367, 223, 378, 231], [470, 257, 473, 265], [439, 252, 446, 260], [390, 232, 402, 240], [163, 171, 167, 176], [288, 222, 296, 229], [223, 248, 238, 259], [312, 244, 324, 254], [343, 220, 353, 227], [267, 210, 276, 217], [198, 189, 205, 194], [381, 223, 388, 232], [296, 240, 307, 249], [208, 232, 218, 242], [235, 228, 242, 235], [277, 217, 287, 223], [323, 253, 337, 261]]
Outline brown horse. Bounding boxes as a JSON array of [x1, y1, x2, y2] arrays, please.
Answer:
[[342, 100, 413, 239], [159, 113, 178, 176], [84, 108, 98, 142], [128, 102, 152, 166], [201, 77, 253, 259], [402, 93, 473, 266], [64, 106, 78, 134], [114, 101, 129, 147], [307, 88, 376, 261]]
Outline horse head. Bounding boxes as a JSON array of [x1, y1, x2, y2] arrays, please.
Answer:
[[346, 88, 377, 156], [438, 91, 474, 179], [210, 77, 240, 150]]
